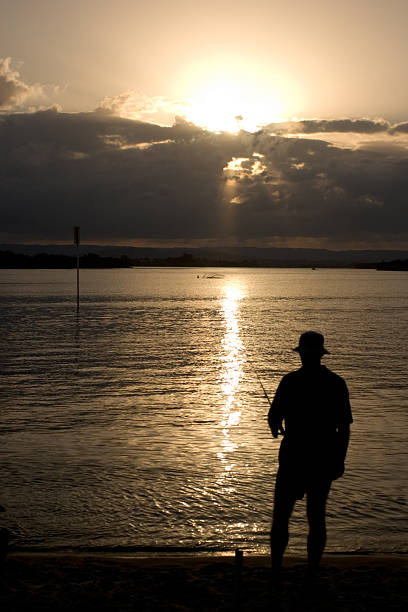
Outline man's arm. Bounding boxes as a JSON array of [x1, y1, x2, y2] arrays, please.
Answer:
[[337, 423, 350, 463], [332, 423, 350, 479], [268, 410, 285, 438], [267, 379, 286, 438]]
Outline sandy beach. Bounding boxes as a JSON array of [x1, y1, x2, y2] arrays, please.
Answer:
[[0, 552, 406, 611]]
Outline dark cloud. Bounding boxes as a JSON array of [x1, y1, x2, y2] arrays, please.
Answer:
[[0, 58, 42, 109], [242, 134, 408, 240], [1, 109, 408, 248], [263, 118, 390, 135], [390, 121, 408, 134]]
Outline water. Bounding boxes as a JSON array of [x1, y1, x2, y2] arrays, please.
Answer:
[[1, 267, 407, 554]]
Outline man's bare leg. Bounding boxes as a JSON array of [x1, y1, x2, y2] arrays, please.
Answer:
[[306, 482, 331, 571], [271, 485, 296, 573]]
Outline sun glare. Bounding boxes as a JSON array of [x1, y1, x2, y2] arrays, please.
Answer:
[[186, 78, 284, 133]]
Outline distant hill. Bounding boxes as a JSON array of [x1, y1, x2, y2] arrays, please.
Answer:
[[1, 244, 408, 268], [376, 259, 408, 271]]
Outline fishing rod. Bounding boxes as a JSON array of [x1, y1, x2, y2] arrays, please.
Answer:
[[246, 356, 272, 406], [247, 355, 286, 436], [254, 369, 272, 406]]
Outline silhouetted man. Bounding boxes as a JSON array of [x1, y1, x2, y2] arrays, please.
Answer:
[[268, 331, 352, 573]]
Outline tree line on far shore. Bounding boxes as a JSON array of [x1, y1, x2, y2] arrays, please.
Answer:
[[0, 250, 257, 269], [1, 250, 407, 270]]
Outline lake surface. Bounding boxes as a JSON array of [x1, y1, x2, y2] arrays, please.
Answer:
[[1, 267, 407, 554]]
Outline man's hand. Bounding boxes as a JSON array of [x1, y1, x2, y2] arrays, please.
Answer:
[[271, 423, 285, 438], [331, 462, 345, 480]]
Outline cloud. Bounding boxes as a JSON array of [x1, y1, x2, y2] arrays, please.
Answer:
[[96, 91, 191, 126], [390, 121, 408, 134], [1, 109, 408, 249], [263, 118, 391, 135], [0, 58, 43, 109]]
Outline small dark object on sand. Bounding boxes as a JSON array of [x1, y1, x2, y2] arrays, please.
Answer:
[[0, 507, 8, 563]]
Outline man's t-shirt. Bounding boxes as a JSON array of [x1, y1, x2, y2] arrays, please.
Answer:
[[268, 365, 352, 484]]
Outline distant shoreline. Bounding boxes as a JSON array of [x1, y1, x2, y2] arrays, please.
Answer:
[[1, 250, 407, 270]]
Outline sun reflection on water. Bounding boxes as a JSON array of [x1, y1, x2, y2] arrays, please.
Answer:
[[217, 284, 245, 478]]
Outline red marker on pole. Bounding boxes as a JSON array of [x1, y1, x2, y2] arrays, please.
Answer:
[[74, 226, 80, 312]]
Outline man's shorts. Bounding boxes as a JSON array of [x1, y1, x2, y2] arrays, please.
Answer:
[[275, 465, 332, 501]]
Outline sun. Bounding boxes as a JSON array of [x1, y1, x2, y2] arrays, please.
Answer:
[[185, 77, 284, 133]]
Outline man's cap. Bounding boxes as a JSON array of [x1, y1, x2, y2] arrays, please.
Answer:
[[293, 331, 329, 354]]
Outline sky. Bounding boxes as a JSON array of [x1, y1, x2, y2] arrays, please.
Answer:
[[1, 0, 408, 249]]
